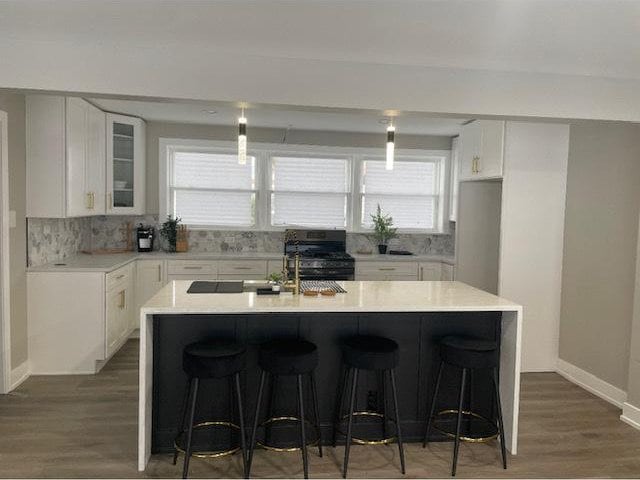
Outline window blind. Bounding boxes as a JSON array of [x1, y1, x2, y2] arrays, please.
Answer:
[[361, 159, 438, 229], [170, 151, 256, 226], [270, 156, 349, 228]]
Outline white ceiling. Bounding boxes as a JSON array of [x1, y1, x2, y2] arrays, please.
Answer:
[[88, 98, 465, 136], [3, 0, 639, 80]]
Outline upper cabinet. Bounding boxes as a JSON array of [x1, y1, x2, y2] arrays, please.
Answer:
[[26, 95, 146, 218], [27, 96, 106, 217], [106, 114, 146, 215], [458, 120, 505, 181]]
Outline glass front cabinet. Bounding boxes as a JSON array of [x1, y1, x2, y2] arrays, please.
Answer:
[[106, 113, 146, 215]]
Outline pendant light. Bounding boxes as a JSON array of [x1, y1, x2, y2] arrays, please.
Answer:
[[386, 122, 395, 170], [238, 108, 247, 165]]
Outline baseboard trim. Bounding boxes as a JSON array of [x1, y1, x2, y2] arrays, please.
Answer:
[[621, 402, 640, 431], [556, 358, 627, 409], [10, 360, 29, 391]]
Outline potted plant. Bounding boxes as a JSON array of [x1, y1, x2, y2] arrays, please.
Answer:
[[268, 272, 284, 291], [159, 216, 182, 252], [370, 204, 397, 254]]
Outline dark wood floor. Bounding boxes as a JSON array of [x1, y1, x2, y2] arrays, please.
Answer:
[[1, 339, 639, 478]]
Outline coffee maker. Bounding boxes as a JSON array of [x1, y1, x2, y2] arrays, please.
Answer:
[[136, 224, 155, 252]]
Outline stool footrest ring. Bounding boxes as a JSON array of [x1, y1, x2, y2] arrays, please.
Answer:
[[255, 416, 320, 452], [432, 409, 499, 443], [174, 421, 242, 458], [337, 411, 398, 445]]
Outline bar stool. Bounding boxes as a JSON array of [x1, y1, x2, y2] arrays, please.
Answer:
[[422, 335, 507, 476], [333, 335, 405, 478], [248, 338, 322, 479], [173, 339, 248, 479]]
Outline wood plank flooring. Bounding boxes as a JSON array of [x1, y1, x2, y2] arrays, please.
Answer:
[[1, 339, 639, 478]]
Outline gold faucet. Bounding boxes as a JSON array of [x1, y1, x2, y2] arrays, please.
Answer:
[[282, 253, 301, 295]]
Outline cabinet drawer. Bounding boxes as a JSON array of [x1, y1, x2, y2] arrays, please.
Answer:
[[106, 263, 133, 291], [218, 260, 267, 277], [356, 262, 418, 276], [167, 260, 218, 276]]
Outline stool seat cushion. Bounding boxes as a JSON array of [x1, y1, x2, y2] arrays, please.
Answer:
[[440, 336, 498, 369], [183, 340, 246, 378], [259, 338, 319, 375], [342, 335, 399, 370]]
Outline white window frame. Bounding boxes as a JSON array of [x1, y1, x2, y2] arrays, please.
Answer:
[[159, 138, 451, 233]]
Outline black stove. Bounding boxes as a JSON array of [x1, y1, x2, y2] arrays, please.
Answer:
[[284, 229, 355, 281]]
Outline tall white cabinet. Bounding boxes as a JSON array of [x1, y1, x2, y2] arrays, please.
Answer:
[[458, 120, 505, 181], [26, 95, 145, 217]]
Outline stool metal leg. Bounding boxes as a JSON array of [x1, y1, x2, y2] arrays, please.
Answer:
[[234, 373, 249, 479], [378, 371, 388, 440], [297, 374, 309, 479], [492, 368, 508, 470], [423, 360, 444, 448], [342, 367, 358, 479], [247, 370, 266, 477], [389, 369, 406, 475], [333, 366, 349, 447], [173, 377, 193, 465], [452, 368, 467, 477], [182, 377, 200, 479], [265, 373, 277, 445], [309, 371, 323, 457]]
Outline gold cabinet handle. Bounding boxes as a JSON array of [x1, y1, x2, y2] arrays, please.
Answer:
[[379, 267, 396, 271], [183, 266, 203, 270], [107, 192, 112, 210], [233, 266, 252, 270], [119, 290, 126, 309], [86, 193, 92, 209], [158, 264, 162, 282]]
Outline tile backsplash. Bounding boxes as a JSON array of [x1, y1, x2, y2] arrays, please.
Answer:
[[28, 215, 455, 266]]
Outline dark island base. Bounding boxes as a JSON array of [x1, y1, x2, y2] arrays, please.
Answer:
[[152, 311, 502, 453]]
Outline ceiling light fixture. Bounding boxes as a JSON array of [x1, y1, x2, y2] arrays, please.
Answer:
[[386, 121, 395, 171], [238, 108, 247, 165]]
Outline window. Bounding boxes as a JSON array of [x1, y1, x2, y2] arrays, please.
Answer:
[[270, 155, 350, 228], [161, 140, 449, 232], [169, 150, 257, 227], [359, 157, 442, 230]]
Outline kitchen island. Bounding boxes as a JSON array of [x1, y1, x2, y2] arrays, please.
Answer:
[[138, 280, 522, 471]]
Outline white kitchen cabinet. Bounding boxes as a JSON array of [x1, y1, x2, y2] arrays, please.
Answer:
[[440, 263, 455, 281], [27, 263, 136, 375], [356, 261, 419, 280], [218, 260, 268, 280], [449, 136, 459, 222], [459, 120, 505, 181], [105, 264, 134, 357], [419, 262, 442, 281], [135, 260, 167, 326], [106, 113, 146, 215], [27, 95, 106, 217]]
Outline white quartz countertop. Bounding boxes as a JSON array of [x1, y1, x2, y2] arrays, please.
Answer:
[[141, 280, 520, 315], [28, 252, 455, 273]]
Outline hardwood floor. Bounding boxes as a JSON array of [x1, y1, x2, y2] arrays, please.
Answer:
[[1, 339, 639, 478]]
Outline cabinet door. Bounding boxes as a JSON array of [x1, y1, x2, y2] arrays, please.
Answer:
[[65, 97, 91, 217], [419, 262, 442, 281], [86, 103, 106, 214], [106, 114, 146, 215], [135, 260, 166, 326], [458, 121, 482, 181], [476, 120, 505, 178], [440, 264, 455, 281], [105, 287, 126, 357]]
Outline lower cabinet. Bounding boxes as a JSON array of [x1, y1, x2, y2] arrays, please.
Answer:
[[356, 261, 419, 280], [105, 263, 135, 358], [135, 259, 167, 326]]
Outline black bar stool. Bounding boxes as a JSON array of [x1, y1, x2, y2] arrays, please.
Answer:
[[334, 335, 405, 478], [422, 335, 507, 476], [173, 339, 248, 479], [248, 338, 322, 479]]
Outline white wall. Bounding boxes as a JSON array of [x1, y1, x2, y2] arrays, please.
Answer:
[[499, 122, 569, 372]]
